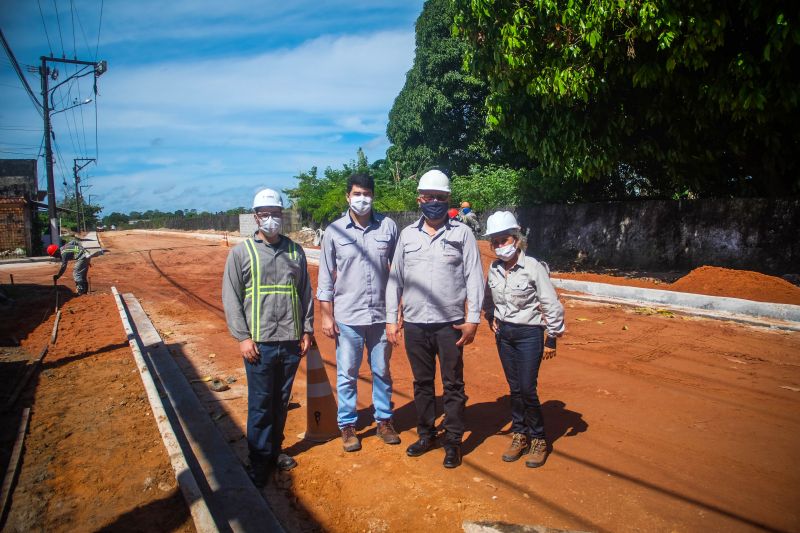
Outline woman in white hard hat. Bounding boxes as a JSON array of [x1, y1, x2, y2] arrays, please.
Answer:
[[482, 211, 565, 468]]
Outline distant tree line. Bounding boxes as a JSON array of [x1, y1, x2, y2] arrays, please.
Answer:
[[101, 207, 249, 228]]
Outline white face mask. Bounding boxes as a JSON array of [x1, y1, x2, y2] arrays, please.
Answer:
[[494, 243, 517, 261], [258, 216, 282, 237], [349, 195, 373, 216]]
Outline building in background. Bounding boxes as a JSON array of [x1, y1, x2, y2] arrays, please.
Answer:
[[0, 159, 45, 257]]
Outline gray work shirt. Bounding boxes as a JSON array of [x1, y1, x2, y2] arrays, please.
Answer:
[[386, 217, 484, 324], [222, 233, 313, 342], [482, 253, 565, 337], [316, 211, 398, 325]]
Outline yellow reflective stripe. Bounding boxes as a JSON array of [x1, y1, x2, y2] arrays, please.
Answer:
[[291, 285, 300, 338], [244, 239, 260, 342]]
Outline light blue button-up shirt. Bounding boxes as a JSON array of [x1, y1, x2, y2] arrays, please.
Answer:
[[316, 211, 398, 326]]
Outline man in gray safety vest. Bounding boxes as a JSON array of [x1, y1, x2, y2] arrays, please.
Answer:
[[48, 240, 91, 295], [222, 188, 313, 487]]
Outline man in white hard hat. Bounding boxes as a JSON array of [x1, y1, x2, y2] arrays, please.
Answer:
[[222, 188, 314, 487], [459, 201, 481, 235], [317, 173, 400, 452], [386, 169, 484, 469]]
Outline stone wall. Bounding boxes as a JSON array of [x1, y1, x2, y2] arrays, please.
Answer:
[[515, 198, 799, 274]]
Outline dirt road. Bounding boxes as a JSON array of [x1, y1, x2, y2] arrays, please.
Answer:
[[4, 230, 800, 532]]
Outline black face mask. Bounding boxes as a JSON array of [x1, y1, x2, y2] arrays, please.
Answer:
[[420, 200, 449, 221]]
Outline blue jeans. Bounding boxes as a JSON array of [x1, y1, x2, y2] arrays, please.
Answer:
[[244, 341, 301, 464], [335, 322, 393, 428], [496, 322, 545, 439]]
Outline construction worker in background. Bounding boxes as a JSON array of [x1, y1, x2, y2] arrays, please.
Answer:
[[222, 188, 314, 487], [317, 173, 400, 452], [460, 201, 481, 235], [386, 169, 484, 469], [482, 211, 565, 468], [48, 241, 90, 295]]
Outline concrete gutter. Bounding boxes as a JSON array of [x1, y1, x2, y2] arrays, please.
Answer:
[[111, 287, 220, 533], [552, 278, 800, 330], [119, 290, 285, 532]]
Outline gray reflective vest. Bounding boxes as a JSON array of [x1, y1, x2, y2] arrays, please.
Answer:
[[222, 235, 313, 343]]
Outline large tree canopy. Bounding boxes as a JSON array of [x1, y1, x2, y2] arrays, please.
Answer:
[[453, 0, 800, 197], [386, 0, 525, 177]]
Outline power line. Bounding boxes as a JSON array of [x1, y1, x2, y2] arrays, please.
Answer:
[[37, 0, 53, 55], [95, 0, 103, 60], [52, 0, 65, 56], [69, 0, 76, 58], [0, 28, 44, 117]]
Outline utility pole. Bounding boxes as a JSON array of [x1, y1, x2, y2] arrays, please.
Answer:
[[73, 158, 95, 234], [40, 56, 107, 247]]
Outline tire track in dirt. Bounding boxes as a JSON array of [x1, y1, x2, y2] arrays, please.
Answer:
[[140, 250, 226, 319]]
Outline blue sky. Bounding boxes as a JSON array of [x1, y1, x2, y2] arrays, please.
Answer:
[[0, 0, 424, 215]]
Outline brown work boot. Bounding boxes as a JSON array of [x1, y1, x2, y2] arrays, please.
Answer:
[[525, 437, 548, 468], [341, 425, 361, 452], [502, 433, 529, 462], [376, 419, 401, 445]]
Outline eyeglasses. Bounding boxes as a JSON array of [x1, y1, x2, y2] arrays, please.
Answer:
[[255, 211, 282, 220], [490, 235, 515, 248], [418, 194, 449, 203]]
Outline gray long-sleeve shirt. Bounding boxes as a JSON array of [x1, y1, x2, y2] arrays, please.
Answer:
[[222, 234, 313, 342], [482, 253, 565, 337], [386, 217, 484, 324], [316, 211, 398, 325]]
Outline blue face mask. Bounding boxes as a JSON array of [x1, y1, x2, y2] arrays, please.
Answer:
[[462, 207, 472, 215], [420, 200, 449, 221]]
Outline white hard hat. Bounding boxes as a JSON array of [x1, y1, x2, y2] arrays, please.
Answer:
[[417, 169, 451, 193], [484, 211, 520, 236], [252, 188, 283, 209]]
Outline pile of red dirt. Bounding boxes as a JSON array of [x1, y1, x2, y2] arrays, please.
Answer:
[[669, 266, 800, 305]]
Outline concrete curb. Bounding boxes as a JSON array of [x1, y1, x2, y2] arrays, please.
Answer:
[[111, 287, 219, 533], [119, 290, 285, 532], [552, 278, 800, 324]]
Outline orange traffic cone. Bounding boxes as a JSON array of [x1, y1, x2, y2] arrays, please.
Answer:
[[299, 345, 339, 442]]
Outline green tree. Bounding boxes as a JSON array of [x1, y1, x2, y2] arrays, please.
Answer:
[[102, 212, 130, 227], [453, 0, 800, 197], [286, 149, 420, 224], [58, 191, 103, 231], [386, 0, 525, 177]]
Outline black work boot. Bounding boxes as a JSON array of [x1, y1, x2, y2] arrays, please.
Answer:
[[443, 444, 462, 468], [247, 462, 269, 488], [406, 436, 435, 457]]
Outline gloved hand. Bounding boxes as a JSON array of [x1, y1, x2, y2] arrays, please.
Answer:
[[543, 335, 557, 360]]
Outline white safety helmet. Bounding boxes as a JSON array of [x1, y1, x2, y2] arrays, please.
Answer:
[[484, 211, 520, 236], [252, 188, 283, 209], [417, 169, 451, 193]]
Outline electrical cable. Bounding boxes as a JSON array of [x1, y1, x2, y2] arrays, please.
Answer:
[[53, 0, 65, 56], [37, 0, 53, 56], [0, 28, 44, 117], [69, 0, 76, 58], [95, 0, 103, 61]]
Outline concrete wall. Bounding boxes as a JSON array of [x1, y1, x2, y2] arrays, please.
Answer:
[[514, 198, 799, 274], [238, 208, 302, 236], [0, 159, 37, 198]]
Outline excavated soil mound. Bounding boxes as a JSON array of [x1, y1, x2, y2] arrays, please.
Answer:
[[669, 266, 800, 305]]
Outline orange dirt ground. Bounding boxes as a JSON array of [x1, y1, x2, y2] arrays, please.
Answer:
[[0, 287, 193, 532], [2, 230, 799, 532]]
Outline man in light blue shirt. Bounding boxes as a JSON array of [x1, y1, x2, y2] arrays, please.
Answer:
[[317, 173, 400, 452]]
